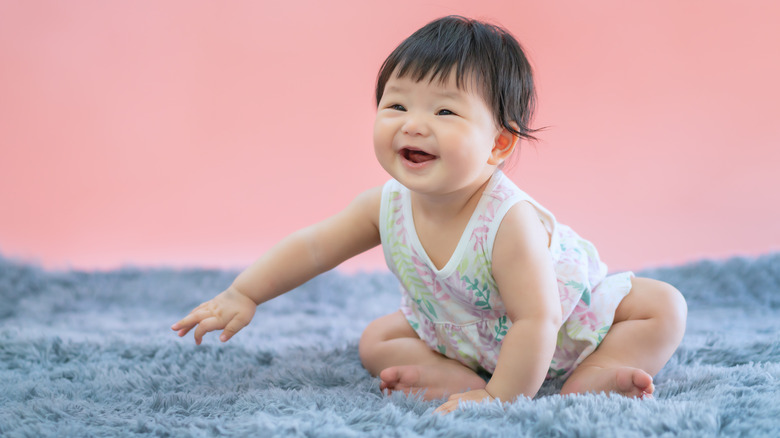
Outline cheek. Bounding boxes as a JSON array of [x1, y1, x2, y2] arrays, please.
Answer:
[[444, 128, 488, 153], [372, 120, 391, 160], [372, 119, 381, 144], [373, 118, 393, 149]]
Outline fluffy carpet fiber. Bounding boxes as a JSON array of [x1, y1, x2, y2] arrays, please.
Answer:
[[1, 252, 779, 437]]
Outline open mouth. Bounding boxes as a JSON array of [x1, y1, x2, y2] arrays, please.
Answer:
[[401, 148, 436, 164]]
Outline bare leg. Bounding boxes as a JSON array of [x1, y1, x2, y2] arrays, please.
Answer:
[[359, 311, 486, 400], [561, 277, 687, 397]]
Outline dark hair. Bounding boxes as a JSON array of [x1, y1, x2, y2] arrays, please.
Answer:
[[376, 16, 540, 144]]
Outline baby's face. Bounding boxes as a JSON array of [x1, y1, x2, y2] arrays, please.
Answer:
[[373, 70, 503, 197]]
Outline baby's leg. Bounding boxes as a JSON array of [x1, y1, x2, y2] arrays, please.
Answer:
[[561, 277, 687, 397], [359, 310, 486, 400]]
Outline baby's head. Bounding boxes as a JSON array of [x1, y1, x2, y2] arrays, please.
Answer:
[[375, 16, 539, 146]]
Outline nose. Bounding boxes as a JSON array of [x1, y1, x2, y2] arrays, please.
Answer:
[[402, 112, 429, 137]]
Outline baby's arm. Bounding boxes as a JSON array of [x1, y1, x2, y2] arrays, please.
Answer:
[[485, 201, 561, 400], [172, 187, 383, 344]]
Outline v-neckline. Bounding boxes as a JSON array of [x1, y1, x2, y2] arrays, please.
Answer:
[[402, 172, 501, 276]]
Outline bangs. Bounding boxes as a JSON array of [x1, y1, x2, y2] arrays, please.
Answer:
[[392, 43, 489, 94], [376, 17, 495, 104]]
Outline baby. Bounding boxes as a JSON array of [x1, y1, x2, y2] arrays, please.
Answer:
[[172, 16, 687, 414]]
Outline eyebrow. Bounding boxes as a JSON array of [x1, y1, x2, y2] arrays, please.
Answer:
[[433, 90, 466, 100], [384, 85, 466, 101], [384, 85, 406, 94]]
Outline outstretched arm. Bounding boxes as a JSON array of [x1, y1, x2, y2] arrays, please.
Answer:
[[172, 186, 383, 344]]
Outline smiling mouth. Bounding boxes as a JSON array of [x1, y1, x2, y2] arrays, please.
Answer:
[[401, 148, 436, 164]]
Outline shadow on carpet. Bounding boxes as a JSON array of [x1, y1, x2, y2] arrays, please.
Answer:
[[1, 253, 779, 437]]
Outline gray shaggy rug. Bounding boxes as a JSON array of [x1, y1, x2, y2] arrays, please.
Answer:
[[1, 252, 779, 437]]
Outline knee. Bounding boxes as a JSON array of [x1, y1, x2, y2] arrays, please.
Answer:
[[628, 278, 687, 338], [358, 314, 398, 369], [359, 311, 416, 374], [649, 280, 688, 338], [358, 318, 383, 363]]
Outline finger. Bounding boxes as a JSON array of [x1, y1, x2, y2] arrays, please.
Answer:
[[193, 316, 224, 345], [172, 309, 216, 333], [448, 392, 464, 401], [172, 322, 195, 337], [177, 327, 193, 338], [433, 401, 456, 415], [220, 316, 249, 342], [172, 321, 196, 336]]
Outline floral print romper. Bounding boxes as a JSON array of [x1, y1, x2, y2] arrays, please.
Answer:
[[379, 171, 634, 378]]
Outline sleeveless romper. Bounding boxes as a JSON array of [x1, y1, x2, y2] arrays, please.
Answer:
[[379, 170, 634, 378]]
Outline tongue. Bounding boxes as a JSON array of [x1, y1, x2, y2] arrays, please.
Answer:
[[408, 150, 435, 163]]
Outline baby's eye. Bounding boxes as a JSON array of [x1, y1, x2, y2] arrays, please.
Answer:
[[436, 109, 455, 116], [389, 104, 406, 111]]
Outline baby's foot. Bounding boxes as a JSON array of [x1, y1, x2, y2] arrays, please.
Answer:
[[379, 365, 486, 401], [562, 366, 654, 398]]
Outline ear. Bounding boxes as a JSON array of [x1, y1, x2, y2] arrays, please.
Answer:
[[488, 127, 519, 165]]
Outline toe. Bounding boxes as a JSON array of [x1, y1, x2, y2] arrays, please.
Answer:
[[632, 369, 654, 394], [613, 368, 653, 397], [379, 367, 399, 387]]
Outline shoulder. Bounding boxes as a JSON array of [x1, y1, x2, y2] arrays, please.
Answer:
[[498, 201, 549, 244], [350, 185, 383, 210], [353, 185, 384, 203], [492, 201, 551, 273], [346, 185, 384, 228]]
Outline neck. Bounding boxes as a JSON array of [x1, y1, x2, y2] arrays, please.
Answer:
[[410, 173, 496, 223]]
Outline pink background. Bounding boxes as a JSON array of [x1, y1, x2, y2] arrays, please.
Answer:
[[1, 1, 778, 273]]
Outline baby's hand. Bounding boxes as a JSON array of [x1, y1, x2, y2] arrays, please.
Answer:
[[433, 389, 495, 415], [171, 286, 257, 345]]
